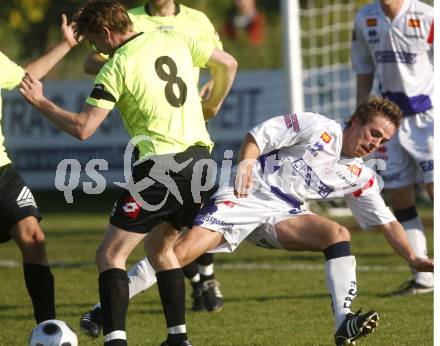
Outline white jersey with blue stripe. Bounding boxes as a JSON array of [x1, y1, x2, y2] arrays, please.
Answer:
[[249, 113, 395, 228], [351, 0, 434, 116]]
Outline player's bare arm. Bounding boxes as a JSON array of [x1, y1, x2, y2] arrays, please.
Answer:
[[234, 133, 260, 198], [19, 73, 109, 140], [379, 220, 434, 272], [201, 48, 237, 120], [25, 14, 80, 79]]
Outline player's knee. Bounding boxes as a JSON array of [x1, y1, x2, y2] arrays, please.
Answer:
[[331, 224, 351, 243], [95, 244, 117, 270], [15, 224, 47, 262], [174, 244, 190, 266]]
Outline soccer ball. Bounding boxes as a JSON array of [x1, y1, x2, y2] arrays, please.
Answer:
[[29, 319, 78, 346]]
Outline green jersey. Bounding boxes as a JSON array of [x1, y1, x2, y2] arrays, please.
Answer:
[[0, 51, 25, 167], [99, 3, 222, 83], [86, 30, 214, 158]]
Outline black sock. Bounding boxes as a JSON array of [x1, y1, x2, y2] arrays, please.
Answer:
[[23, 262, 55, 323], [182, 262, 202, 291], [196, 253, 214, 282], [156, 268, 187, 343], [323, 241, 352, 261], [99, 268, 129, 346]]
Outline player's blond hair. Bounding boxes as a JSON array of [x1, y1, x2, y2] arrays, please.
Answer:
[[350, 96, 402, 129], [73, 0, 133, 40]]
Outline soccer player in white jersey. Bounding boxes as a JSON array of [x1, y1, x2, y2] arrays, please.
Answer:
[[65, 96, 431, 345], [352, 0, 434, 295], [0, 16, 78, 324]]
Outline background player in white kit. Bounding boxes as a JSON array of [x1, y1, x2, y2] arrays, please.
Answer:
[[352, 0, 434, 295], [99, 96, 433, 345]]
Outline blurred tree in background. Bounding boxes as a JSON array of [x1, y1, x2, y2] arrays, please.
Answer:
[[0, 0, 282, 78], [0, 0, 432, 78]]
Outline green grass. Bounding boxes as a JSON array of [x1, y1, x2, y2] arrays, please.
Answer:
[[0, 205, 433, 345]]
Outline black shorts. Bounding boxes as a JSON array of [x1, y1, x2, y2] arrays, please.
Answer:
[[109, 145, 213, 233], [0, 164, 41, 243]]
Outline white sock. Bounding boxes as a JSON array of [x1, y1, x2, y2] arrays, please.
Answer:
[[190, 273, 201, 283], [402, 217, 433, 287], [198, 263, 214, 277], [325, 256, 357, 330], [127, 257, 157, 299]]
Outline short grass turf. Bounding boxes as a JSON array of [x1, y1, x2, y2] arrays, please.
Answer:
[[0, 200, 433, 346]]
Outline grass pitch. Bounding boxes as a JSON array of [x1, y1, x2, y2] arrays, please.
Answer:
[[0, 192, 433, 345]]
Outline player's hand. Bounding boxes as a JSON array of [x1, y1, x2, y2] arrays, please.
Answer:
[[19, 73, 45, 106], [410, 257, 434, 272], [234, 159, 255, 198], [199, 79, 214, 100], [61, 14, 82, 47]]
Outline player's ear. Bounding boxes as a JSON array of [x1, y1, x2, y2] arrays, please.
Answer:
[[102, 26, 112, 40], [351, 116, 360, 128]]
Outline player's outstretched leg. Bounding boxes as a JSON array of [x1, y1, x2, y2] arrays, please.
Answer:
[[323, 241, 379, 345]]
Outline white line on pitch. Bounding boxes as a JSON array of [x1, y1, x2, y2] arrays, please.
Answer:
[[0, 259, 409, 272]]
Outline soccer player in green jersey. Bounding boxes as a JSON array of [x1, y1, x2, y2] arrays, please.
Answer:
[[80, 3, 225, 336], [0, 15, 78, 324], [20, 1, 237, 345]]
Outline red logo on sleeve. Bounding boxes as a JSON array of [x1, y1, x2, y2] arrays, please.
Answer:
[[407, 18, 421, 28], [320, 132, 332, 144], [366, 18, 377, 27], [427, 20, 434, 44], [352, 176, 375, 197], [346, 164, 362, 177]]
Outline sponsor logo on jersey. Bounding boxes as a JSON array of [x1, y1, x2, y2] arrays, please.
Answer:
[[375, 51, 417, 64], [419, 160, 433, 172], [346, 164, 362, 177], [121, 196, 141, 219], [380, 172, 401, 182], [320, 131, 332, 144], [366, 18, 377, 27], [223, 200, 235, 208], [407, 18, 421, 28], [368, 29, 379, 43], [292, 158, 333, 198], [16, 186, 37, 208], [306, 142, 324, 157], [284, 113, 300, 132]]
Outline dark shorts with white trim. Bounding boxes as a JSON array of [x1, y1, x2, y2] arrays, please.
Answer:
[[109, 145, 214, 233], [0, 164, 41, 243]]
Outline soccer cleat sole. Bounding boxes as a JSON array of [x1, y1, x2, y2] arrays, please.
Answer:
[[79, 326, 100, 338], [336, 312, 379, 346]]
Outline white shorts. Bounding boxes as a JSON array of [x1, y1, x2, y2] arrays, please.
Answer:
[[375, 110, 433, 189], [193, 187, 312, 253]]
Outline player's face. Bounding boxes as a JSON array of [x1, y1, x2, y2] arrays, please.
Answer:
[[343, 115, 396, 157], [85, 31, 112, 55]]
